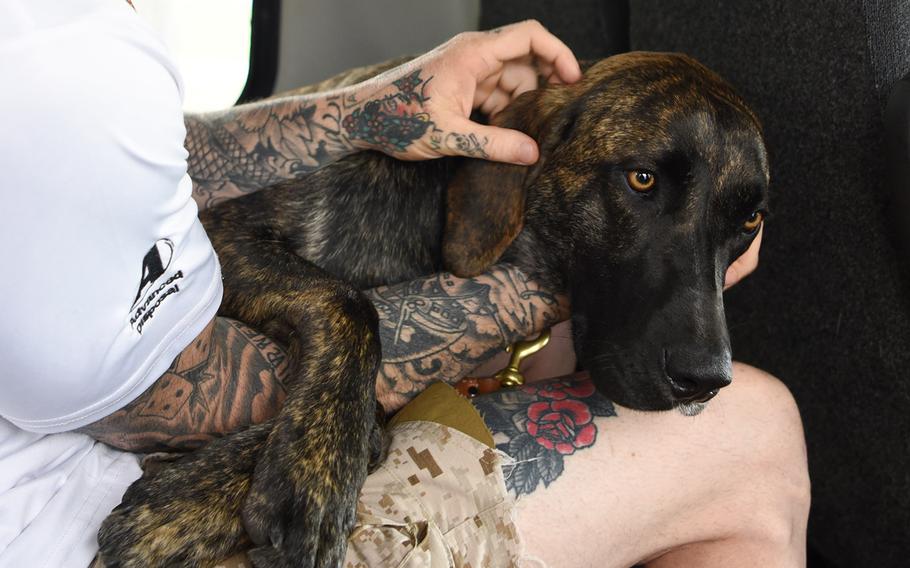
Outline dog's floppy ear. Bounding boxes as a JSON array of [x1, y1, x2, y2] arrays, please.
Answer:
[[442, 157, 528, 277], [443, 87, 576, 276]]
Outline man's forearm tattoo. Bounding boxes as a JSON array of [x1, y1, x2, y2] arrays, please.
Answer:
[[363, 267, 560, 411], [473, 376, 616, 497], [185, 101, 343, 209], [79, 318, 288, 453], [185, 67, 488, 209]]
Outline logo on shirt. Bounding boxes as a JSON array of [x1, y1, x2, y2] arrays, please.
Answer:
[[130, 239, 183, 334]]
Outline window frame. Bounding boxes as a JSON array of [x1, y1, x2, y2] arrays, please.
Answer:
[[237, 0, 281, 103]]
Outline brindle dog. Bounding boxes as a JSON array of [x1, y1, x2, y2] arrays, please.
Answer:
[[97, 52, 769, 567]]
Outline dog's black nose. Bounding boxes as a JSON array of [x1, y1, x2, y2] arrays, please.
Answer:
[[664, 348, 732, 403]]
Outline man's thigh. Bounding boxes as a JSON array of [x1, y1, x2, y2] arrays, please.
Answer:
[[217, 362, 809, 568], [217, 383, 520, 568], [485, 363, 809, 568]]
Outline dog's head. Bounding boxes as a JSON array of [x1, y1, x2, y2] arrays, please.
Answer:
[[443, 52, 769, 411]]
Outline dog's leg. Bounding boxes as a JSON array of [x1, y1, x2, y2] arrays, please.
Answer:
[[97, 237, 385, 567], [228, 269, 384, 568]]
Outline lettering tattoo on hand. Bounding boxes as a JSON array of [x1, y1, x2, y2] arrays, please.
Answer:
[[473, 377, 616, 497]]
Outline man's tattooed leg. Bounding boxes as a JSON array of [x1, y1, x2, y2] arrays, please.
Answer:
[[472, 374, 616, 497], [363, 264, 565, 411], [78, 317, 289, 453]]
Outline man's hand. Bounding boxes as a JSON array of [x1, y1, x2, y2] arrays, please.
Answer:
[[725, 225, 763, 290], [186, 20, 579, 208], [350, 20, 582, 165]]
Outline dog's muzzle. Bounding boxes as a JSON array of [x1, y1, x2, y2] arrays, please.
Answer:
[[663, 347, 732, 404]]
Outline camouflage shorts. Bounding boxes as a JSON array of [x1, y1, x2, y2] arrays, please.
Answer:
[[218, 384, 522, 567], [341, 419, 521, 567]]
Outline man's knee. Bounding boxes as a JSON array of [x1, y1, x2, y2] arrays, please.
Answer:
[[725, 362, 808, 474], [719, 362, 811, 548]]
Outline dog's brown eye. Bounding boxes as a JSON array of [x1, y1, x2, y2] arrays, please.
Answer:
[[743, 211, 764, 233], [626, 170, 656, 192]]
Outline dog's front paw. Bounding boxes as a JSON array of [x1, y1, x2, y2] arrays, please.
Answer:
[[96, 424, 270, 567], [241, 416, 371, 568]]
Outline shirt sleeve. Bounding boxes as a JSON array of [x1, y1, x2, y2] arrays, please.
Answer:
[[0, 1, 222, 433]]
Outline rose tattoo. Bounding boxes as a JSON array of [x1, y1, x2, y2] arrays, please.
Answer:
[[474, 377, 616, 496]]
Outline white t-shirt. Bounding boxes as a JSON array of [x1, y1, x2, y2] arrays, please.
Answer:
[[0, 0, 223, 565]]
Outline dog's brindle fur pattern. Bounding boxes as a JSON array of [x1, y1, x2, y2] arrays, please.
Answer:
[[97, 52, 768, 567]]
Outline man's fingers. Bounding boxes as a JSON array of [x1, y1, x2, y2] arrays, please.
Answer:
[[474, 62, 547, 111], [473, 74, 500, 108], [537, 60, 555, 82], [498, 61, 540, 99], [549, 49, 583, 84], [479, 89, 513, 117], [486, 20, 582, 84], [378, 23, 579, 162], [441, 115, 538, 164]]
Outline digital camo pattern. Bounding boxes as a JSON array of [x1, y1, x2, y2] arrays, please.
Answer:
[[215, 420, 521, 568], [344, 420, 520, 567]]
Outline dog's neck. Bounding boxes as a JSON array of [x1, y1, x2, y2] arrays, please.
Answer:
[[500, 225, 568, 295]]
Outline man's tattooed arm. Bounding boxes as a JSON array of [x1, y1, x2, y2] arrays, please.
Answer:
[[185, 68, 489, 210], [185, 91, 357, 210], [81, 266, 560, 451], [472, 373, 617, 497], [78, 317, 289, 453], [363, 264, 566, 411]]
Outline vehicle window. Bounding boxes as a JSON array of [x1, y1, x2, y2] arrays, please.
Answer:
[[132, 0, 253, 112]]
